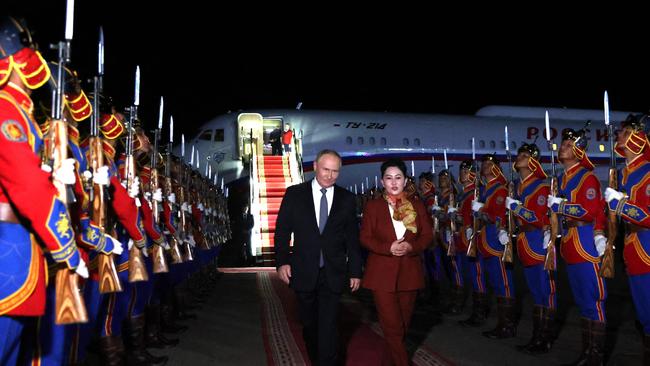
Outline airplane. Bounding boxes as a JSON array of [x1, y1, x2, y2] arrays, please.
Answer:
[[180, 104, 635, 190]]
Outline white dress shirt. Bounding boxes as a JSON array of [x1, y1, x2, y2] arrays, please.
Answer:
[[388, 204, 407, 239], [312, 179, 334, 229]]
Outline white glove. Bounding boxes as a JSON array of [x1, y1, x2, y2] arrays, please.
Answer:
[[445, 230, 452, 243], [604, 187, 625, 203], [447, 206, 458, 214], [128, 176, 140, 198], [187, 234, 196, 247], [543, 230, 551, 249], [168, 192, 177, 204], [431, 204, 442, 213], [547, 195, 564, 208], [181, 202, 190, 212], [53, 158, 77, 185], [498, 230, 509, 246], [128, 239, 134, 250], [161, 239, 171, 250], [505, 197, 522, 210], [141, 246, 149, 257], [198, 203, 205, 211], [82, 170, 93, 181], [472, 200, 484, 213], [153, 188, 163, 202], [75, 258, 89, 279], [105, 234, 124, 255], [93, 166, 110, 186], [594, 235, 607, 257], [206, 207, 212, 215], [41, 163, 53, 173], [465, 227, 473, 240]]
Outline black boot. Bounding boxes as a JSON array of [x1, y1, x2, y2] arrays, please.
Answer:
[[124, 315, 169, 366], [161, 292, 188, 334], [643, 334, 650, 366], [525, 307, 556, 354], [428, 280, 443, 324], [459, 292, 488, 327], [517, 305, 543, 352], [587, 320, 606, 366], [145, 305, 179, 348], [174, 288, 198, 320], [482, 296, 517, 339], [444, 285, 466, 315], [99, 335, 125, 366], [562, 317, 591, 366]]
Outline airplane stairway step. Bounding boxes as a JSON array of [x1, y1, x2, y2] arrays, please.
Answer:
[[254, 154, 296, 263]]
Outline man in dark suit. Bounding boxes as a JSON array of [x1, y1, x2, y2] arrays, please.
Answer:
[[275, 149, 362, 366]]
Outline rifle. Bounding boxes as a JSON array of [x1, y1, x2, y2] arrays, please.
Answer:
[[179, 148, 194, 262], [150, 97, 169, 273], [51, 0, 88, 325], [431, 155, 440, 247], [503, 126, 514, 263], [165, 118, 183, 264], [126, 66, 148, 283], [544, 111, 559, 271], [444, 149, 457, 256], [466, 138, 481, 257], [90, 27, 122, 294], [600, 91, 616, 278]]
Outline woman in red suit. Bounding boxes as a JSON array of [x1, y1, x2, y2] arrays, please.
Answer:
[[360, 158, 434, 366]]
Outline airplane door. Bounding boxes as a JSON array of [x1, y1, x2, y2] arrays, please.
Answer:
[[237, 113, 284, 158], [261, 118, 283, 156], [237, 113, 264, 160]]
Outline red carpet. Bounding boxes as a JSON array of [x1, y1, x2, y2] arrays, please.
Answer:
[[257, 272, 454, 366]]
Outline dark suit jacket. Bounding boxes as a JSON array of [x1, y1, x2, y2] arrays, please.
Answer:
[[360, 197, 434, 292], [274, 180, 362, 292]]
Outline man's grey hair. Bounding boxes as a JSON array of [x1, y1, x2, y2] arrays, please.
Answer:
[[315, 149, 342, 164]]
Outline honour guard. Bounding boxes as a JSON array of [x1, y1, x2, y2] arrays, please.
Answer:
[[506, 143, 556, 354], [0, 17, 86, 364], [604, 114, 650, 365], [471, 154, 517, 339], [548, 127, 607, 365]]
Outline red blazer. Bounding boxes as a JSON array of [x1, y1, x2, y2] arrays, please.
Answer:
[[360, 197, 434, 292]]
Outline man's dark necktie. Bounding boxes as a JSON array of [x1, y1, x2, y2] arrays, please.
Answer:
[[319, 187, 328, 267]]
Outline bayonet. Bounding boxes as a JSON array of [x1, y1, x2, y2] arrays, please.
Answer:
[[503, 126, 514, 263], [600, 91, 616, 278], [544, 111, 559, 271]]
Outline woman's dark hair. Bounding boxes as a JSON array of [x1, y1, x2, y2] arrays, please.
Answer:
[[380, 158, 407, 177]]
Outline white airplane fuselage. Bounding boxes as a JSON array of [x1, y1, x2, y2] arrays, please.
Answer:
[[180, 106, 634, 190]]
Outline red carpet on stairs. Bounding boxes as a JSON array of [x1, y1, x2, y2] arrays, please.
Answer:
[[256, 155, 295, 265], [257, 272, 454, 366]]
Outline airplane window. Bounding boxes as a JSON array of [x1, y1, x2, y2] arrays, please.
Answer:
[[369, 137, 376, 145], [489, 141, 496, 149], [215, 129, 224, 142], [479, 140, 485, 148], [414, 138, 421, 146], [380, 137, 387, 146], [346, 136, 352, 145], [403, 138, 409, 146], [358, 137, 364, 145], [198, 130, 213, 141]]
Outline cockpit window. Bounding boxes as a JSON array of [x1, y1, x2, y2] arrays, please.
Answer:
[[215, 129, 224, 142], [199, 130, 213, 141]]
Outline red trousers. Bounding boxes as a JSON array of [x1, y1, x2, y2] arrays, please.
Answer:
[[372, 290, 417, 366]]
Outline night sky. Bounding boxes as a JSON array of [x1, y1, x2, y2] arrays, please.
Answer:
[[7, 2, 649, 138]]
